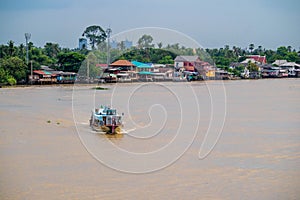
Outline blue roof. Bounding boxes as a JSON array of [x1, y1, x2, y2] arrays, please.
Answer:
[[131, 61, 153, 68], [138, 71, 153, 75]]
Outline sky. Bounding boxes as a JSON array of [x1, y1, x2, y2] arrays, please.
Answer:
[[0, 0, 299, 50]]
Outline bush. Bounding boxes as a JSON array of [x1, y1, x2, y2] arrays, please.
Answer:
[[7, 76, 17, 85]]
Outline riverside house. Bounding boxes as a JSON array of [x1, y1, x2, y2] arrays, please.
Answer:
[[109, 59, 137, 82], [29, 66, 76, 84], [174, 55, 215, 80]]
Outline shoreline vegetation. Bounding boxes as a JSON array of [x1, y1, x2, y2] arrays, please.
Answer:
[[1, 26, 299, 86]]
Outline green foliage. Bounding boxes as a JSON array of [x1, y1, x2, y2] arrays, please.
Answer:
[[0, 57, 27, 82], [43, 42, 60, 58], [116, 48, 177, 63], [82, 25, 107, 49], [158, 55, 174, 64], [157, 42, 163, 49], [78, 52, 101, 78], [0, 67, 8, 84], [7, 76, 17, 85], [232, 65, 245, 76], [0, 36, 300, 85], [248, 62, 259, 72], [137, 35, 154, 49], [57, 52, 86, 72], [0, 66, 17, 85], [238, 56, 247, 62]]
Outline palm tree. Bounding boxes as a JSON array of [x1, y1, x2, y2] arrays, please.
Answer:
[[8, 40, 15, 57], [258, 45, 263, 55], [44, 42, 60, 58], [18, 44, 25, 59], [157, 42, 163, 49], [224, 45, 230, 57], [249, 43, 254, 53]]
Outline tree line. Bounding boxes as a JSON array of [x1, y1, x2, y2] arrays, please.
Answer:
[[0, 25, 299, 85]]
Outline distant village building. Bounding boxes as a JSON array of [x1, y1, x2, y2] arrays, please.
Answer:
[[272, 60, 300, 77], [243, 55, 267, 64], [110, 59, 135, 71], [174, 55, 200, 72], [28, 65, 77, 84], [272, 60, 287, 66], [174, 55, 215, 79], [79, 38, 87, 50]]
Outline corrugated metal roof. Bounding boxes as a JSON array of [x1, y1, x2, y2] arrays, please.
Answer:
[[138, 71, 153, 75], [110, 60, 135, 66], [247, 55, 266, 64], [131, 61, 153, 68]]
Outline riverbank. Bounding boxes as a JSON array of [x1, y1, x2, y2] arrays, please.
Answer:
[[0, 76, 299, 89]]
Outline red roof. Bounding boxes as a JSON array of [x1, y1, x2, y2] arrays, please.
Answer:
[[96, 63, 108, 68], [33, 70, 56, 77], [247, 55, 266, 64], [110, 60, 135, 67], [33, 70, 46, 75]]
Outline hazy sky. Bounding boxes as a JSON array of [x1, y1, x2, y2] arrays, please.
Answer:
[[0, 0, 299, 50]]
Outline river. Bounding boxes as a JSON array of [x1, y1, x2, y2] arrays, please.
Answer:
[[0, 79, 299, 199]]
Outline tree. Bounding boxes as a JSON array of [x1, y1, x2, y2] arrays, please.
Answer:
[[44, 42, 60, 58], [18, 44, 25, 60], [249, 43, 254, 53], [137, 34, 154, 49], [82, 25, 107, 49], [116, 48, 176, 64], [276, 46, 288, 58], [157, 42, 163, 49], [158, 55, 173, 64], [248, 62, 259, 72], [78, 52, 101, 79], [0, 67, 17, 85], [57, 52, 86, 72], [8, 40, 16, 57], [0, 57, 27, 82], [286, 51, 298, 62], [232, 46, 239, 56], [257, 45, 263, 55], [0, 44, 9, 58]]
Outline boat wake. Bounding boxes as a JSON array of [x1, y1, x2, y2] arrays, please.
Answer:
[[122, 128, 136, 134]]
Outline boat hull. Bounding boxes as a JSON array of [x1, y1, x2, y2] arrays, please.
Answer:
[[90, 122, 122, 134]]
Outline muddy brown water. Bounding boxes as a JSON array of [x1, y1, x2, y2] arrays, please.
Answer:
[[0, 79, 299, 199]]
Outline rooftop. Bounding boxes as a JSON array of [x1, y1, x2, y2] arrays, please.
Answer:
[[174, 55, 200, 62], [110, 60, 135, 67]]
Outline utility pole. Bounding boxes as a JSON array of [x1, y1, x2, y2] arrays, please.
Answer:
[[106, 28, 112, 68], [25, 33, 31, 83], [25, 33, 31, 66], [87, 59, 90, 82], [30, 60, 33, 84]]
